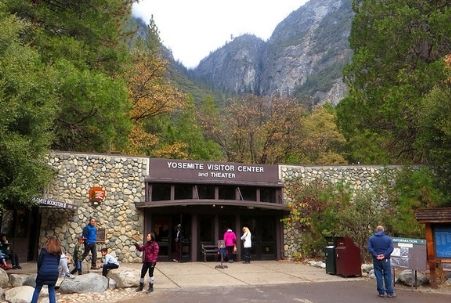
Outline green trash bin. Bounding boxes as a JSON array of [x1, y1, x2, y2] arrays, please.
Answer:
[[324, 242, 337, 275]]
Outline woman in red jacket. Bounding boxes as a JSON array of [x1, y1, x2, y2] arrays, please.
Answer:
[[134, 232, 159, 293]]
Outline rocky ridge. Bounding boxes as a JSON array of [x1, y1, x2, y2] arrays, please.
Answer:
[[191, 0, 353, 105]]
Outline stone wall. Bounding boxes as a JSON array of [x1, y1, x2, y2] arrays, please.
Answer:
[[279, 165, 401, 259], [39, 152, 402, 262], [40, 152, 149, 262]]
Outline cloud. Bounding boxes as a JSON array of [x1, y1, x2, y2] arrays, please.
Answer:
[[132, 0, 307, 68]]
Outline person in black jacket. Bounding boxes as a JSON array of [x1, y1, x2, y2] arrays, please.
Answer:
[[31, 237, 62, 303]]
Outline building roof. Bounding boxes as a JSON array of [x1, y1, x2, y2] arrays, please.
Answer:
[[415, 207, 451, 223]]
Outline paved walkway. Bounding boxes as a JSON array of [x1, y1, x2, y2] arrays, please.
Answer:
[[16, 260, 362, 288], [122, 260, 363, 289], [10, 261, 451, 303]]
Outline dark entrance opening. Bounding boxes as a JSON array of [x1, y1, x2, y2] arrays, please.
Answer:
[[150, 213, 191, 262], [241, 215, 276, 260]]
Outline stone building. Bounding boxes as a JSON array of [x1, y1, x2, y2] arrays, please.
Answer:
[[0, 151, 399, 263]]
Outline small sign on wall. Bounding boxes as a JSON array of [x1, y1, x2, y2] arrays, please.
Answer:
[[89, 186, 106, 204]]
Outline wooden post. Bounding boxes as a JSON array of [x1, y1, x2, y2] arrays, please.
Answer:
[[425, 224, 438, 288]]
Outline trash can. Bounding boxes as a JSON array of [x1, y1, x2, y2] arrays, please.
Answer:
[[324, 237, 336, 275], [335, 237, 362, 277]]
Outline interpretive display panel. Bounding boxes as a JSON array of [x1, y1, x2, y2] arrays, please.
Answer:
[[391, 237, 427, 271], [433, 226, 451, 258]]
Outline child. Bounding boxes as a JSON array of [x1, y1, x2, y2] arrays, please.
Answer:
[[70, 236, 84, 275], [0, 251, 12, 270], [58, 248, 75, 279], [134, 232, 159, 293], [0, 234, 21, 269], [100, 247, 119, 277]]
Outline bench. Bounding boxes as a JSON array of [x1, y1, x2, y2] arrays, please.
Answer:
[[201, 244, 218, 262]]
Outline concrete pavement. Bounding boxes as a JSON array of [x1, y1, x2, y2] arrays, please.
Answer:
[[119, 260, 363, 289]]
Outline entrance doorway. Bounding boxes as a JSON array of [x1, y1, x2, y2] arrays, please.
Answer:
[[241, 215, 276, 260], [150, 213, 191, 261]]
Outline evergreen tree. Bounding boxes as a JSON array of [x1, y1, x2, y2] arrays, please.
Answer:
[[337, 0, 450, 197], [4, 0, 133, 152], [0, 5, 57, 207], [338, 0, 450, 162], [153, 96, 223, 160]]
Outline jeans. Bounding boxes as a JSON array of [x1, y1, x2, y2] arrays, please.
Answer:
[[102, 263, 119, 276], [243, 247, 251, 263], [71, 260, 83, 274], [373, 258, 394, 295], [31, 283, 56, 303]]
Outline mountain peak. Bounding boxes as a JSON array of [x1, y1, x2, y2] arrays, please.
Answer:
[[191, 0, 353, 105]]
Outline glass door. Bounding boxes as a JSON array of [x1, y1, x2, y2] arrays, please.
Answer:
[[152, 216, 171, 259], [240, 216, 276, 260]]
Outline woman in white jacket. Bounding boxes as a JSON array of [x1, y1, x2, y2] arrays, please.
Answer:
[[240, 227, 252, 264]]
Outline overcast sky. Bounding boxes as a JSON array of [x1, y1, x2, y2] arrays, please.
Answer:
[[132, 0, 309, 68]]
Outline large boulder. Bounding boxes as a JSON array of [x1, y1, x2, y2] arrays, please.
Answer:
[[0, 268, 9, 288], [59, 273, 108, 293], [108, 269, 140, 288], [22, 274, 37, 287], [361, 264, 373, 274], [5, 286, 34, 303], [9, 274, 31, 287], [396, 269, 429, 286]]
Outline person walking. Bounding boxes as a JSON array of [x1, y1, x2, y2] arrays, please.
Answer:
[[31, 237, 62, 303], [70, 235, 85, 275], [81, 217, 98, 269], [223, 228, 237, 263], [58, 247, 75, 279], [240, 226, 252, 264], [173, 224, 182, 262], [368, 225, 395, 298], [135, 232, 159, 293]]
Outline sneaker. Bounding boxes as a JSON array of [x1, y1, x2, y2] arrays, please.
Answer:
[[387, 293, 396, 298], [378, 294, 385, 297], [66, 274, 75, 279]]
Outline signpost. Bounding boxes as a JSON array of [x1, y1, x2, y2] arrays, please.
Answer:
[[415, 207, 451, 288], [391, 237, 427, 289], [215, 240, 227, 269]]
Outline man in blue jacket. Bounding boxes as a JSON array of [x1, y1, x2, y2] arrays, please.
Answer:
[[81, 217, 98, 270], [368, 225, 395, 298]]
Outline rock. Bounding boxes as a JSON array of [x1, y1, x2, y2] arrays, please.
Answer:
[[59, 273, 108, 293], [108, 278, 117, 289], [9, 274, 30, 287], [108, 269, 140, 288], [0, 269, 8, 288], [396, 269, 429, 286], [22, 274, 37, 287], [5, 286, 34, 303], [307, 260, 325, 269], [361, 264, 373, 274]]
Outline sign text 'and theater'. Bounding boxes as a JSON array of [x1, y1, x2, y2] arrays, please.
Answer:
[[149, 159, 280, 185]]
